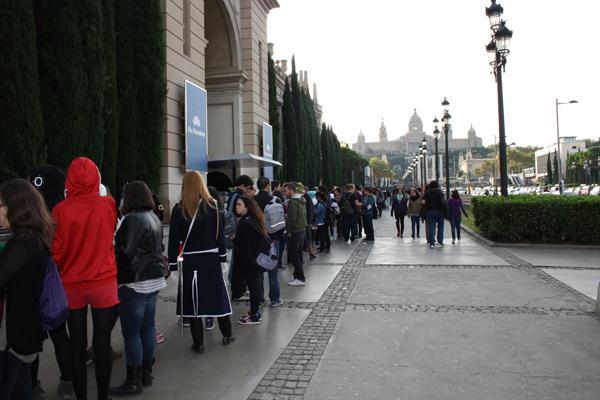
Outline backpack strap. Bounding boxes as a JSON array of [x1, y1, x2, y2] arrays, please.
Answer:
[[181, 203, 200, 255]]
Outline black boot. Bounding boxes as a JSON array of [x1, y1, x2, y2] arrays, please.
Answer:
[[110, 365, 142, 396], [141, 361, 154, 387]]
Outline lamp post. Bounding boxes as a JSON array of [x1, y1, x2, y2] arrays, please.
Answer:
[[433, 118, 440, 181], [485, 0, 513, 197], [555, 99, 578, 194], [422, 137, 428, 184], [441, 98, 451, 199]]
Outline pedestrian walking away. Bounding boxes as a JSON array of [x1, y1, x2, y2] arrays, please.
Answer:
[[422, 181, 446, 248], [391, 188, 409, 237], [407, 189, 422, 239], [362, 187, 376, 241], [448, 190, 469, 244]]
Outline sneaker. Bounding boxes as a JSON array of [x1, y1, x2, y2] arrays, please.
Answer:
[[309, 254, 317, 260], [222, 336, 236, 345], [205, 318, 215, 331], [238, 314, 261, 325], [57, 379, 74, 400], [452, 240, 456, 244], [288, 279, 306, 286], [429, 244, 434, 249], [270, 299, 284, 307], [178, 317, 190, 327], [438, 243, 445, 247], [156, 332, 165, 344]]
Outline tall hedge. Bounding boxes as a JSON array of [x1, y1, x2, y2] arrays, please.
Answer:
[[290, 57, 306, 183], [268, 52, 281, 179], [115, 0, 165, 193], [472, 195, 600, 244], [282, 78, 298, 181], [0, 0, 45, 177]]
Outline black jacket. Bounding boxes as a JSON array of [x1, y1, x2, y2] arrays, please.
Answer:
[[0, 233, 46, 355], [233, 215, 267, 271], [115, 210, 165, 284]]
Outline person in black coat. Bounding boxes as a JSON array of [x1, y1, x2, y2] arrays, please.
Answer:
[[233, 195, 270, 325], [0, 179, 54, 400]]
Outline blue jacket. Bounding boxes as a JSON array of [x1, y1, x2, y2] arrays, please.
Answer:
[[314, 201, 327, 225], [362, 194, 376, 217]]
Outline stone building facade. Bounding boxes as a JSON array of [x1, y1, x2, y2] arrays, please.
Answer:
[[160, 0, 279, 215]]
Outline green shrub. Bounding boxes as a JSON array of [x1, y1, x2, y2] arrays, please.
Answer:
[[472, 195, 600, 244]]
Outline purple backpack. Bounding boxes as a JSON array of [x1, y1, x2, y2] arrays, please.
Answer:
[[40, 257, 69, 331]]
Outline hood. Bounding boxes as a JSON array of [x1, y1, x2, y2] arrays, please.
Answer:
[[65, 157, 101, 198]]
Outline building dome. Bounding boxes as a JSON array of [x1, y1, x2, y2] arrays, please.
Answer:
[[408, 109, 423, 133], [468, 124, 476, 136]]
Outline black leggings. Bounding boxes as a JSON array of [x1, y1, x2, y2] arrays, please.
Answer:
[[31, 323, 72, 386], [395, 214, 406, 235], [189, 316, 232, 345], [68, 306, 118, 400], [317, 225, 330, 251]]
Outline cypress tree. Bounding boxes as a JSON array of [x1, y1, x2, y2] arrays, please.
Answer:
[[320, 123, 329, 185], [546, 152, 553, 185], [0, 0, 45, 176], [290, 57, 305, 182], [282, 78, 298, 180], [115, 0, 137, 194], [101, 0, 119, 193], [35, 1, 88, 170], [268, 52, 281, 179]]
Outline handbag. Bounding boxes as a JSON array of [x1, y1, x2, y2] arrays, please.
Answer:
[[256, 239, 278, 271]]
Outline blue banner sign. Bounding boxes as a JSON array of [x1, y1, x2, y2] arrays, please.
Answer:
[[185, 80, 208, 173], [262, 122, 273, 180]]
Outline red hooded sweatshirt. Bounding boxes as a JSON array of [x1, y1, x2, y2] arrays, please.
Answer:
[[52, 157, 117, 290]]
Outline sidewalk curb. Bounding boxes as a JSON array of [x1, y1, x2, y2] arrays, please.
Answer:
[[461, 225, 600, 250]]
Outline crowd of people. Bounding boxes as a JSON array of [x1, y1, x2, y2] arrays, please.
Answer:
[[0, 154, 468, 400]]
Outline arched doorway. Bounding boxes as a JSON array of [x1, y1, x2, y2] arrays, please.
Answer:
[[207, 171, 233, 191]]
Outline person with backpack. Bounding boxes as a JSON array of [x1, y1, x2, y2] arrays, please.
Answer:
[[282, 182, 308, 286], [0, 179, 55, 400], [168, 172, 234, 352], [51, 157, 119, 400], [254, 177, 283, 308], [362, 187, 376, 242], [110, 182, 166, 396], [233, 195, 270, 324], [314, 191, 331, 253], [391, 188, 409, 238], [340, 184, 359, 242], [225, 175, 254, 301], [422, 181, 447, 249], [407, 189, 422, 239]]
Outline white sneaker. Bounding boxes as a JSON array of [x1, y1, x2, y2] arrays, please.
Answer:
[[288, 279, 306, 286]]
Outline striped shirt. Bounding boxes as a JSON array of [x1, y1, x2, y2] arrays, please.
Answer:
[[123, 277, 167, 294]]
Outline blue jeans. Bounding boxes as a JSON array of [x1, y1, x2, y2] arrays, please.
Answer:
[[450, 216, 462, 240], [426, 210, 445, 245], [363, 215, 374, 240], [259, 268, 281, 303], [118, 287, 158, 366], [0, 351, 33, 400], [277, 237, 286, 268], [410, 215, 420, 237]]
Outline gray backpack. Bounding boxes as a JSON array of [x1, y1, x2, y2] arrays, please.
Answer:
[[264, 197, 286, 234]]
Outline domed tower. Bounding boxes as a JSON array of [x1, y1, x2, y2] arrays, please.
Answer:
[[467, 124, 482, 147], [408, 109, 424, 138], [379, 119, 388, 142], [354, 129, 366, 154]]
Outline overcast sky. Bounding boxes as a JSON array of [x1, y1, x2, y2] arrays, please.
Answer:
[[267, 0, 599, 149]]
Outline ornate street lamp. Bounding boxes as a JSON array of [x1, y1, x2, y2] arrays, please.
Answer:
[[555, 99, 578, 194], [421, 137, 428, 184], [485, 0, 513, 196], [441, 98, 451, 199], [433, 118, 440, 181]]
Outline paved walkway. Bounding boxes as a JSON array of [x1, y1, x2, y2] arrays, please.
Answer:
[[37, 217, 600, 399]]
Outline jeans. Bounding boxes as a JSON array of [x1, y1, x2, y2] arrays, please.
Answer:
[[426, 210, 445, 245], [258, 268, 281, 303], [0, 351, 33, 400], [240, 264, 260, 315], [287, 232, 306, 281], [277, 238, 286, 268], [229, 251, 247, 299], [410, 215, 420, 237], [357, 214, 363, 236], [450, 216, 462, 240], [363, 215, 374, 240], [395, 213, 406, 236], [118, 287, 158, 366], [341, 214, 358, 241]]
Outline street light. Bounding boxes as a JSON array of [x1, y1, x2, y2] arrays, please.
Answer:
[[441, 98, 451, 198], [555, 99, 578, 194], [422, 137, 428, 184], [433, 118, 440, 181], [485, 0, 513, 196]]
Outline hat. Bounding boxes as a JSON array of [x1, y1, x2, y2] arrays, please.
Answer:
[[296, 182, 305, 193], [29, 165, 66, 211]]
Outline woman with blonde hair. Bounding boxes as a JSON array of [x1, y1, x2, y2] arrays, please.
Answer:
[[167, 171, 234, 353]]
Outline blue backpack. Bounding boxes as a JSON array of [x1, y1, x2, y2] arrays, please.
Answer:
[[40, 257, 69, 331]]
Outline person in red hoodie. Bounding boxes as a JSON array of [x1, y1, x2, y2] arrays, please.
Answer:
[[52, 157, 118, 400]]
